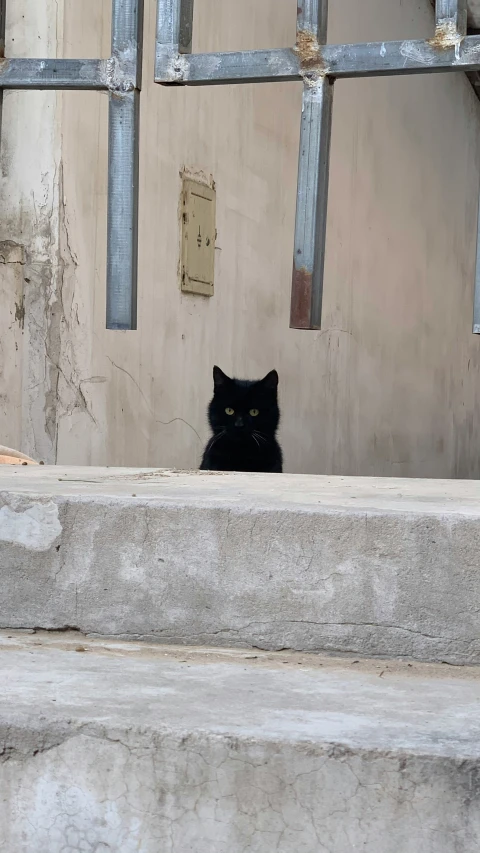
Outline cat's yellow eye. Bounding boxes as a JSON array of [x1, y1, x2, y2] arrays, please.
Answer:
[[225, 407, 235, 415], [249, 408, 259, 417]]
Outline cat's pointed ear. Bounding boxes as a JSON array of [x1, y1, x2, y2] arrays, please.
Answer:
[[213, 366, 230, 389], [261, 370, 279, 391]]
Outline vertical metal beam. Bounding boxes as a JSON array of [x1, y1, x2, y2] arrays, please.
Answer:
[[291, 0, 332, 330], [441, 1, 475, 336], [435, 0, 467, 40], [290, 78, 333, 329], [297, 0, 328, 43], [106, 0, 144, 330], [156, 0, 194, 79], [0, 0, 6, 143]]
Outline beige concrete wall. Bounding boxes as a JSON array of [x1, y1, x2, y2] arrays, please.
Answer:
[[2, 0, 480, 476], [0, 241, 24, 448], [0, 0, 65, 463]]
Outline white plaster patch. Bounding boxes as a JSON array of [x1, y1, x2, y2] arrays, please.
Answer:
[[0, 502, 61, 551]]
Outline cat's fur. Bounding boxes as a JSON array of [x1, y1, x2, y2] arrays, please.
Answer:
[[200, 366, 283, 473]]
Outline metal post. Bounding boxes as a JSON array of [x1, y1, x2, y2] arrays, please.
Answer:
[[291, 78, 333, 329], [435, 0, 467, 40], [297, 0, 328, 43], [291, 0, 332, 329], [107, 0, 144, 330], [0, 0, 6, 143], [156, 0, 194, 83]]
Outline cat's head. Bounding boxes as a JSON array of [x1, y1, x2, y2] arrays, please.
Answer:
[[208, 366, 280, 440]]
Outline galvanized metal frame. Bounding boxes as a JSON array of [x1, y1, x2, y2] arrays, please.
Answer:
[[0, 0, 144, 330], [156, 0, 480, 333], [0, 0, 6, 147]]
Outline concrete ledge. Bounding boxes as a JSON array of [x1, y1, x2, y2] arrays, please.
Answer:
[[1, 467, 480, 663], [1, 633, 480, 853]]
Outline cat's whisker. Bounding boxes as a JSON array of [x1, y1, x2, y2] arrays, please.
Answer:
[[210, 430, 226, 448], [253, 431, 268, 444], [251, 434, 261, 449]]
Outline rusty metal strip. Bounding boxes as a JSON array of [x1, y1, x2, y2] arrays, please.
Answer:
[[434, 0, 467, 47], [291, 78, 333, 330], [290, 0, 331, 329]]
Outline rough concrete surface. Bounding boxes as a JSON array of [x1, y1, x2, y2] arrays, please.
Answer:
[[1, 632, 480, 853], [1, 467, 480, 664]]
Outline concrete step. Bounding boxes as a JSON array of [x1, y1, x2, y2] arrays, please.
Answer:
[[1, 467, 480, 664], [1, 631, 480, 853]]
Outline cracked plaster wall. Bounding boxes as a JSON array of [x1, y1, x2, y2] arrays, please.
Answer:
[[0, 0, 67, 463], [2, 0, 480, 473], [0, 0, 101, 465], [0, 0, 96, 464], [0, 242, 24, 449]]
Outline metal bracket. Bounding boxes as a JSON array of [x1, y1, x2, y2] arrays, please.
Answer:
[[155, 0, 480, 333], [0, 0, 144, 330]]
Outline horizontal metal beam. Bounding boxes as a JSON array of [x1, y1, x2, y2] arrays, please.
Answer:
[[156, 48, 298, 85], [0, 56, 141, 92], [155, 35, 480, 85]]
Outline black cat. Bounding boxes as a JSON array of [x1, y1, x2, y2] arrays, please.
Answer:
[[200, 366, 283, 473]]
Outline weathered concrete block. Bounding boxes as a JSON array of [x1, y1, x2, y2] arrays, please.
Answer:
[[1, 467, 480, 663], [1, 633, 480, 853]]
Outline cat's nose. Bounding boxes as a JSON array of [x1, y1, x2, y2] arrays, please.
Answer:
[[235, 416, 244, 428]]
